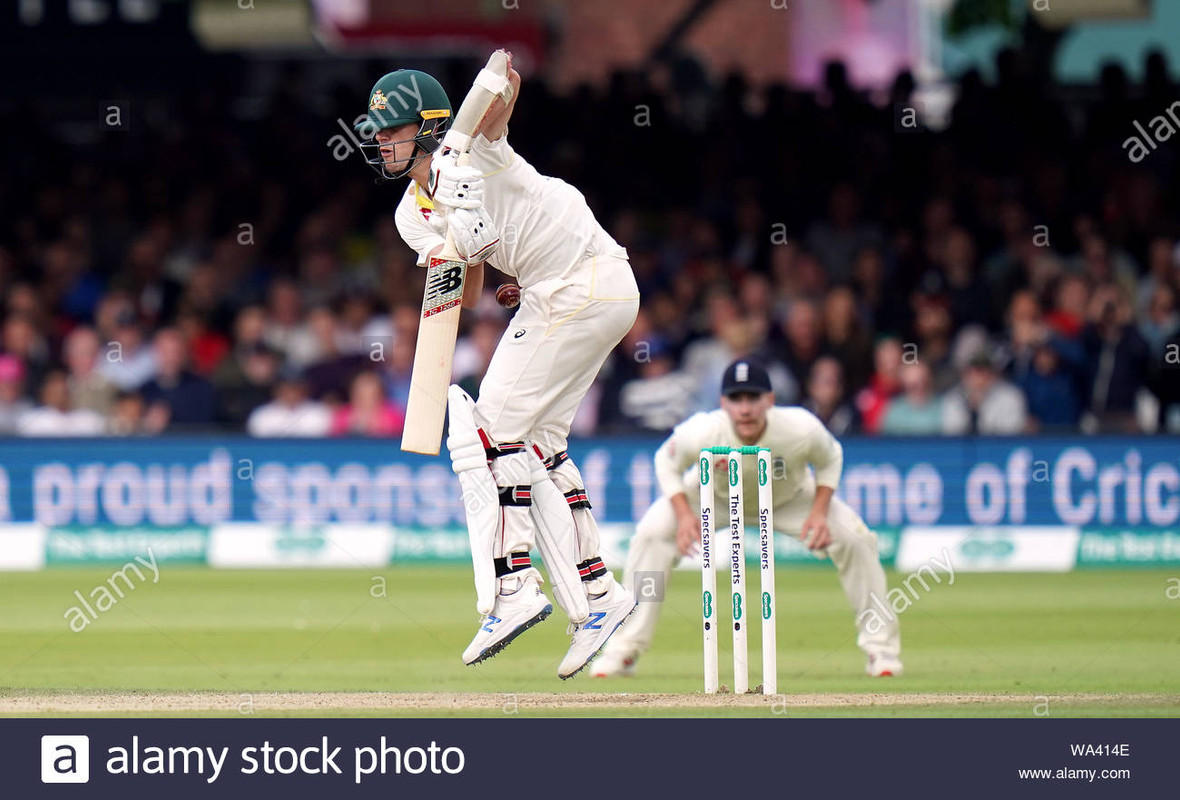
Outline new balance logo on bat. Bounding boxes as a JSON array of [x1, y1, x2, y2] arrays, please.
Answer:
[[422, 259, 467, 318], [428, 265, 464, 297]]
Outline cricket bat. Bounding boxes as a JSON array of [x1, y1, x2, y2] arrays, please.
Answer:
[[400, 50, 514, 455]]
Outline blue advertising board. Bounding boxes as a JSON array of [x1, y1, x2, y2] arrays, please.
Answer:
[[0, 436, 1175, 529]]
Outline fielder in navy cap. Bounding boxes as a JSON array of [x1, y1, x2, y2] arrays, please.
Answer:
[[595, 355, 902, 680], [720, 360, 773, 396]]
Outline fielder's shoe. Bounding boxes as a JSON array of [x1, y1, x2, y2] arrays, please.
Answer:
[[590, 649, 639, 678], [557, 581, 637, 680], [462, 573, 552, 666], [866, 654, 904, 677]]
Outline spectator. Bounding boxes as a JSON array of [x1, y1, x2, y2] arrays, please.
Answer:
[[0, 355, 33, 433], [96, 295, 157, 391], [302, 307, 369, 405], [802, 356, 858, 435], [138, 328, 217, 430], [330, 371, 403, 437], [1070, 233, 1139, 302], [1044, 274, 1090, 340], [683, 292, 783, 412], [822, 285, 873, 393], [855, 336, 904, 434], [881, 362, 943, 435], [941, 228, 993, 330], [380, 304, 421, 412], [213, 305, 270, 395], [1138, 284, 1180, 355], [1079, 284, 1150, 433], [216, 341, 281, 427], [804, 183, 884, 283], [176, 309, 231, 377], [772, 298, 827, 385], [3, 312, 50, 397], [454, 313, 508, 400], [617, 339, 695, 432], [266, 278, 319, 367], [247, 374, 332, 437], [63, 326, 117, 415], [1135, 236, 1177, 315], [107, 390, 167, 436], [910, 278, 957, 391], [942, 351, 1028, 435], [1018, 340, 1082, 430], [17, 370, 106, 436], [1149, 326, 1180, 431]]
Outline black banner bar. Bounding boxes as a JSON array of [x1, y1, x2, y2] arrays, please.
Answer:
[[3, 718, 1174, 799]]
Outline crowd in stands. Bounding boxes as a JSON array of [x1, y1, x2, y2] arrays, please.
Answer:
[[1, 47, 1177, 437]]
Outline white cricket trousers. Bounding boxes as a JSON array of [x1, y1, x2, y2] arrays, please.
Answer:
[[606, 476, 902, 663], [473, 255, 639, 567], [473, 254, 639, 453]]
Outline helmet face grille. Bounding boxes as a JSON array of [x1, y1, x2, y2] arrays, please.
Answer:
[[357, 115, 450, 182]]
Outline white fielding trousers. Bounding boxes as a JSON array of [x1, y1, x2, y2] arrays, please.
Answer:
[[607, 475, 902, 663]]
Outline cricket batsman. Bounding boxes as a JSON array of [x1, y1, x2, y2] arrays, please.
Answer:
[[354, 54, 639, 678], [595, 360, 903, 678]]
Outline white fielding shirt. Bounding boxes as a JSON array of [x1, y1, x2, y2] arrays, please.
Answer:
[[654, 407, 844, 507], [394, 133, 626, 286]]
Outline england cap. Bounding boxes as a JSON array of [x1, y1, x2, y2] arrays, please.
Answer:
[[721, 360, 772, 396]]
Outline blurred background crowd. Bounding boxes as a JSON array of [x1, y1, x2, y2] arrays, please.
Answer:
[[2, 21, 1179, 437]]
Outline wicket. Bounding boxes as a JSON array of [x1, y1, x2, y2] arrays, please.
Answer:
[[699, 446, 776, 695]]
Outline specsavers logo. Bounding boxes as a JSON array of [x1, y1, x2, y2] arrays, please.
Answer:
[[958, 537, 1016, 560]]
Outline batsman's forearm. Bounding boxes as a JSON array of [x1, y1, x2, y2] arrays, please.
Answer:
[[461, 261, 484, 309]]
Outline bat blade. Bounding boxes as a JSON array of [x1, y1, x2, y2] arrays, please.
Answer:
[[400, 253, 468, 455], [399, 50, 511, 455]]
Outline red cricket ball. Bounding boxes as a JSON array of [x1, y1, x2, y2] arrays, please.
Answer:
[[496, 283, 521, 309]]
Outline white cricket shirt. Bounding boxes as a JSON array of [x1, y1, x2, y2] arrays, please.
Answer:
[[395, 133, 627, 287], [654, 407, 845, 507]]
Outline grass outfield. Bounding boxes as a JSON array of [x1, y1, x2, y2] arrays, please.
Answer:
[[0, 566, 1177, 717]]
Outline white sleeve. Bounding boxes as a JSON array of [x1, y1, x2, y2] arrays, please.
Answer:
[[394, 186, 446, 266], [469, 132, 515, 173], [802, 412, 844, 489], [654, 413, 710, 498]]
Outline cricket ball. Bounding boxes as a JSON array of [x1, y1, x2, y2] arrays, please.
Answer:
[[496, 283, 521, 309]]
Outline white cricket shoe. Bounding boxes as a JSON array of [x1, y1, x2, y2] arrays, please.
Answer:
[[590, 649, 639, 678], [557, 580, 637, 680], [866, 654, 904, 677], [462, 573, 552, 666]]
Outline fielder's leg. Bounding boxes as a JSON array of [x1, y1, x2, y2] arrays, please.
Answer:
[[594, 494, 680, 677], [777, 491, 903, 675]]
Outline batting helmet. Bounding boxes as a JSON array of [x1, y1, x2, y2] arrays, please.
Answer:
[[355, 69, 452, 180]]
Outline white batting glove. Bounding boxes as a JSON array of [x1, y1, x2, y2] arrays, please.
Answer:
[[428, 151, 485, 210], [448, 206, 500, 264]]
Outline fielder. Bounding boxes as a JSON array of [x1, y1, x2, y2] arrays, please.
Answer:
[[355, 54, 639, 678], [595, 360, 903, 678]]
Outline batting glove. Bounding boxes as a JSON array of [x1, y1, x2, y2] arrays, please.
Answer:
[[448, 206, 500, 265], [428, 151, 485, 210]]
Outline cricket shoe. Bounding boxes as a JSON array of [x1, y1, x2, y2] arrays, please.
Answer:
[[866, 654, 904, 677], [557, 581, 637, 680], [462, 573, 552, 666], [590, 649, 639, 678]]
